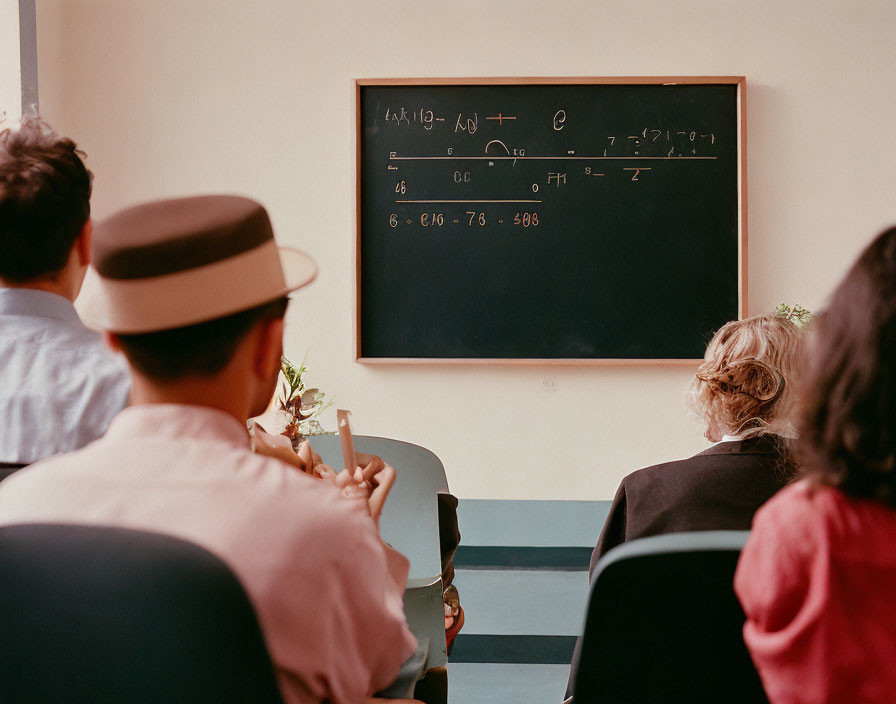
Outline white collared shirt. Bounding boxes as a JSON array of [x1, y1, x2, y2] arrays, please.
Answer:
[[0, 288, 130, 463]]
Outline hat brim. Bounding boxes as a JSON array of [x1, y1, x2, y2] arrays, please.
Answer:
[[77, 243, 317, 334], [279, 245, 318, 294]]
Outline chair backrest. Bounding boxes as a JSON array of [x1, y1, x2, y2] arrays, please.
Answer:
[[309, 434, 448, 586], [309, 434, 449, 672], [571, 531, 768, 704], [0, 523, 283, 704]]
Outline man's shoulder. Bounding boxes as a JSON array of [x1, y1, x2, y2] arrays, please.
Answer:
[[0, 438, 369, 533], [0, 446, 93, 506], [1, 310, 127, 381], [62, 322, 129, 379]]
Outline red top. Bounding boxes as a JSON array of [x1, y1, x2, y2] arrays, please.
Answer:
[[735, 479, 896, 704]]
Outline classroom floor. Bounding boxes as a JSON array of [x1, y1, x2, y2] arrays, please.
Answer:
[[445, 500, 608, 704], [448, 664, 572, 704]]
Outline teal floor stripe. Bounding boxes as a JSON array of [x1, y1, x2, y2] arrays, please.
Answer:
[[455, 545, 592, 570], [449, 634, 577, 664]]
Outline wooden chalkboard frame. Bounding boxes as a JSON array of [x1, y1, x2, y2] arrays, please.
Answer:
[[354, 76, 747, 366]]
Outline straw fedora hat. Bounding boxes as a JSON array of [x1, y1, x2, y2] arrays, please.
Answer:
[[79, 195, 317, 334]]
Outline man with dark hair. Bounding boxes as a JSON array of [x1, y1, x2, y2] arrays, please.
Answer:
[[0, 195, 418, 703], [0, 118, 129, 475]]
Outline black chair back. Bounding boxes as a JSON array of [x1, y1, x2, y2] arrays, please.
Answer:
[[571, 531, 768, 704], [0, 523, 283, 703]]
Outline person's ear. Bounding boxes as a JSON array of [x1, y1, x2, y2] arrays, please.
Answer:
[[103, 331, 122, 352], [253, 317, 284, 381], [75, 219, 92, 268]]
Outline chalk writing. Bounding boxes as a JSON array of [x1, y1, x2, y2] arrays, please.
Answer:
[[385, 107, 409, 125], [553, 110, 566, 130], [485, 113, 516, 126], [420, 213, 445, 227], [513, 212, 538, 227], [623, 167, 652, 181], [547, 172, 567, 187], [455, 113, 478, 134], [383, 106, 446, 129], [485, 139, 510, 155], [377, 101, 725, 230]]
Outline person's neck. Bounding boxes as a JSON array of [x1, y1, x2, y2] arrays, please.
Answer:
[[127, 369, 253, 427], [0, 266, 80, 302], [0, 278, 76, 300]]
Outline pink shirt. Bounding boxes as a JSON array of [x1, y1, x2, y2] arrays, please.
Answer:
[[0, 404, 417, 704], [735, 479, 896, 704]]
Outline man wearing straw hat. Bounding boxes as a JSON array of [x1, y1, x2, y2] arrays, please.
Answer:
[[0, 195, 418, 703]]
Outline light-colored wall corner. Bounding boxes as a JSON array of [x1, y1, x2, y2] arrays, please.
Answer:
[[18, 0, 38, 113], [32, 0, 896, 499]]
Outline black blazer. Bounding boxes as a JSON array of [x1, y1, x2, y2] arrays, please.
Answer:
[[566, 434, 794, 700], [589, 433, 794, 576]]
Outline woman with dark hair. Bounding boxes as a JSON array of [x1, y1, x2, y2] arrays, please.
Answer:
[[735, 227, 896, 704]]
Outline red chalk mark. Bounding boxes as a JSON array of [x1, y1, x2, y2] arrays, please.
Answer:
[[485, 114, 517, 126]]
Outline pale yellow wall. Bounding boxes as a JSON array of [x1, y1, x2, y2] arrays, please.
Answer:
[[0, 0, 21, 121], [34, 0, 896, 499]]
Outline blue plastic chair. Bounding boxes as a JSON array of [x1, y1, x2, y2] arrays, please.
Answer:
[[309, 434, 449, 674]]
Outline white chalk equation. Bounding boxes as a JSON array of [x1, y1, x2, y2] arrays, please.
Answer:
[[376, 101, 726, 231], [381, 103, 717, 155]]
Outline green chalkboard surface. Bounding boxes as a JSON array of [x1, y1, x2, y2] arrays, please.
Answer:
[[356, 78, 745, 363]]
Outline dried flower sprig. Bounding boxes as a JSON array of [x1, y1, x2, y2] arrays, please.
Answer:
[[279, 353, 334, 443]]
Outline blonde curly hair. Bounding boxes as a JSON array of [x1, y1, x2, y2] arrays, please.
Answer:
[[688, 313, 805, 442]]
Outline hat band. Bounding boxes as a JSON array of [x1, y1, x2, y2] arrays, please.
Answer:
[[82, 239, 289, 333]]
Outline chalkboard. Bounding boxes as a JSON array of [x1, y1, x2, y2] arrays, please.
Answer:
[[356, 78, 745, 363]]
